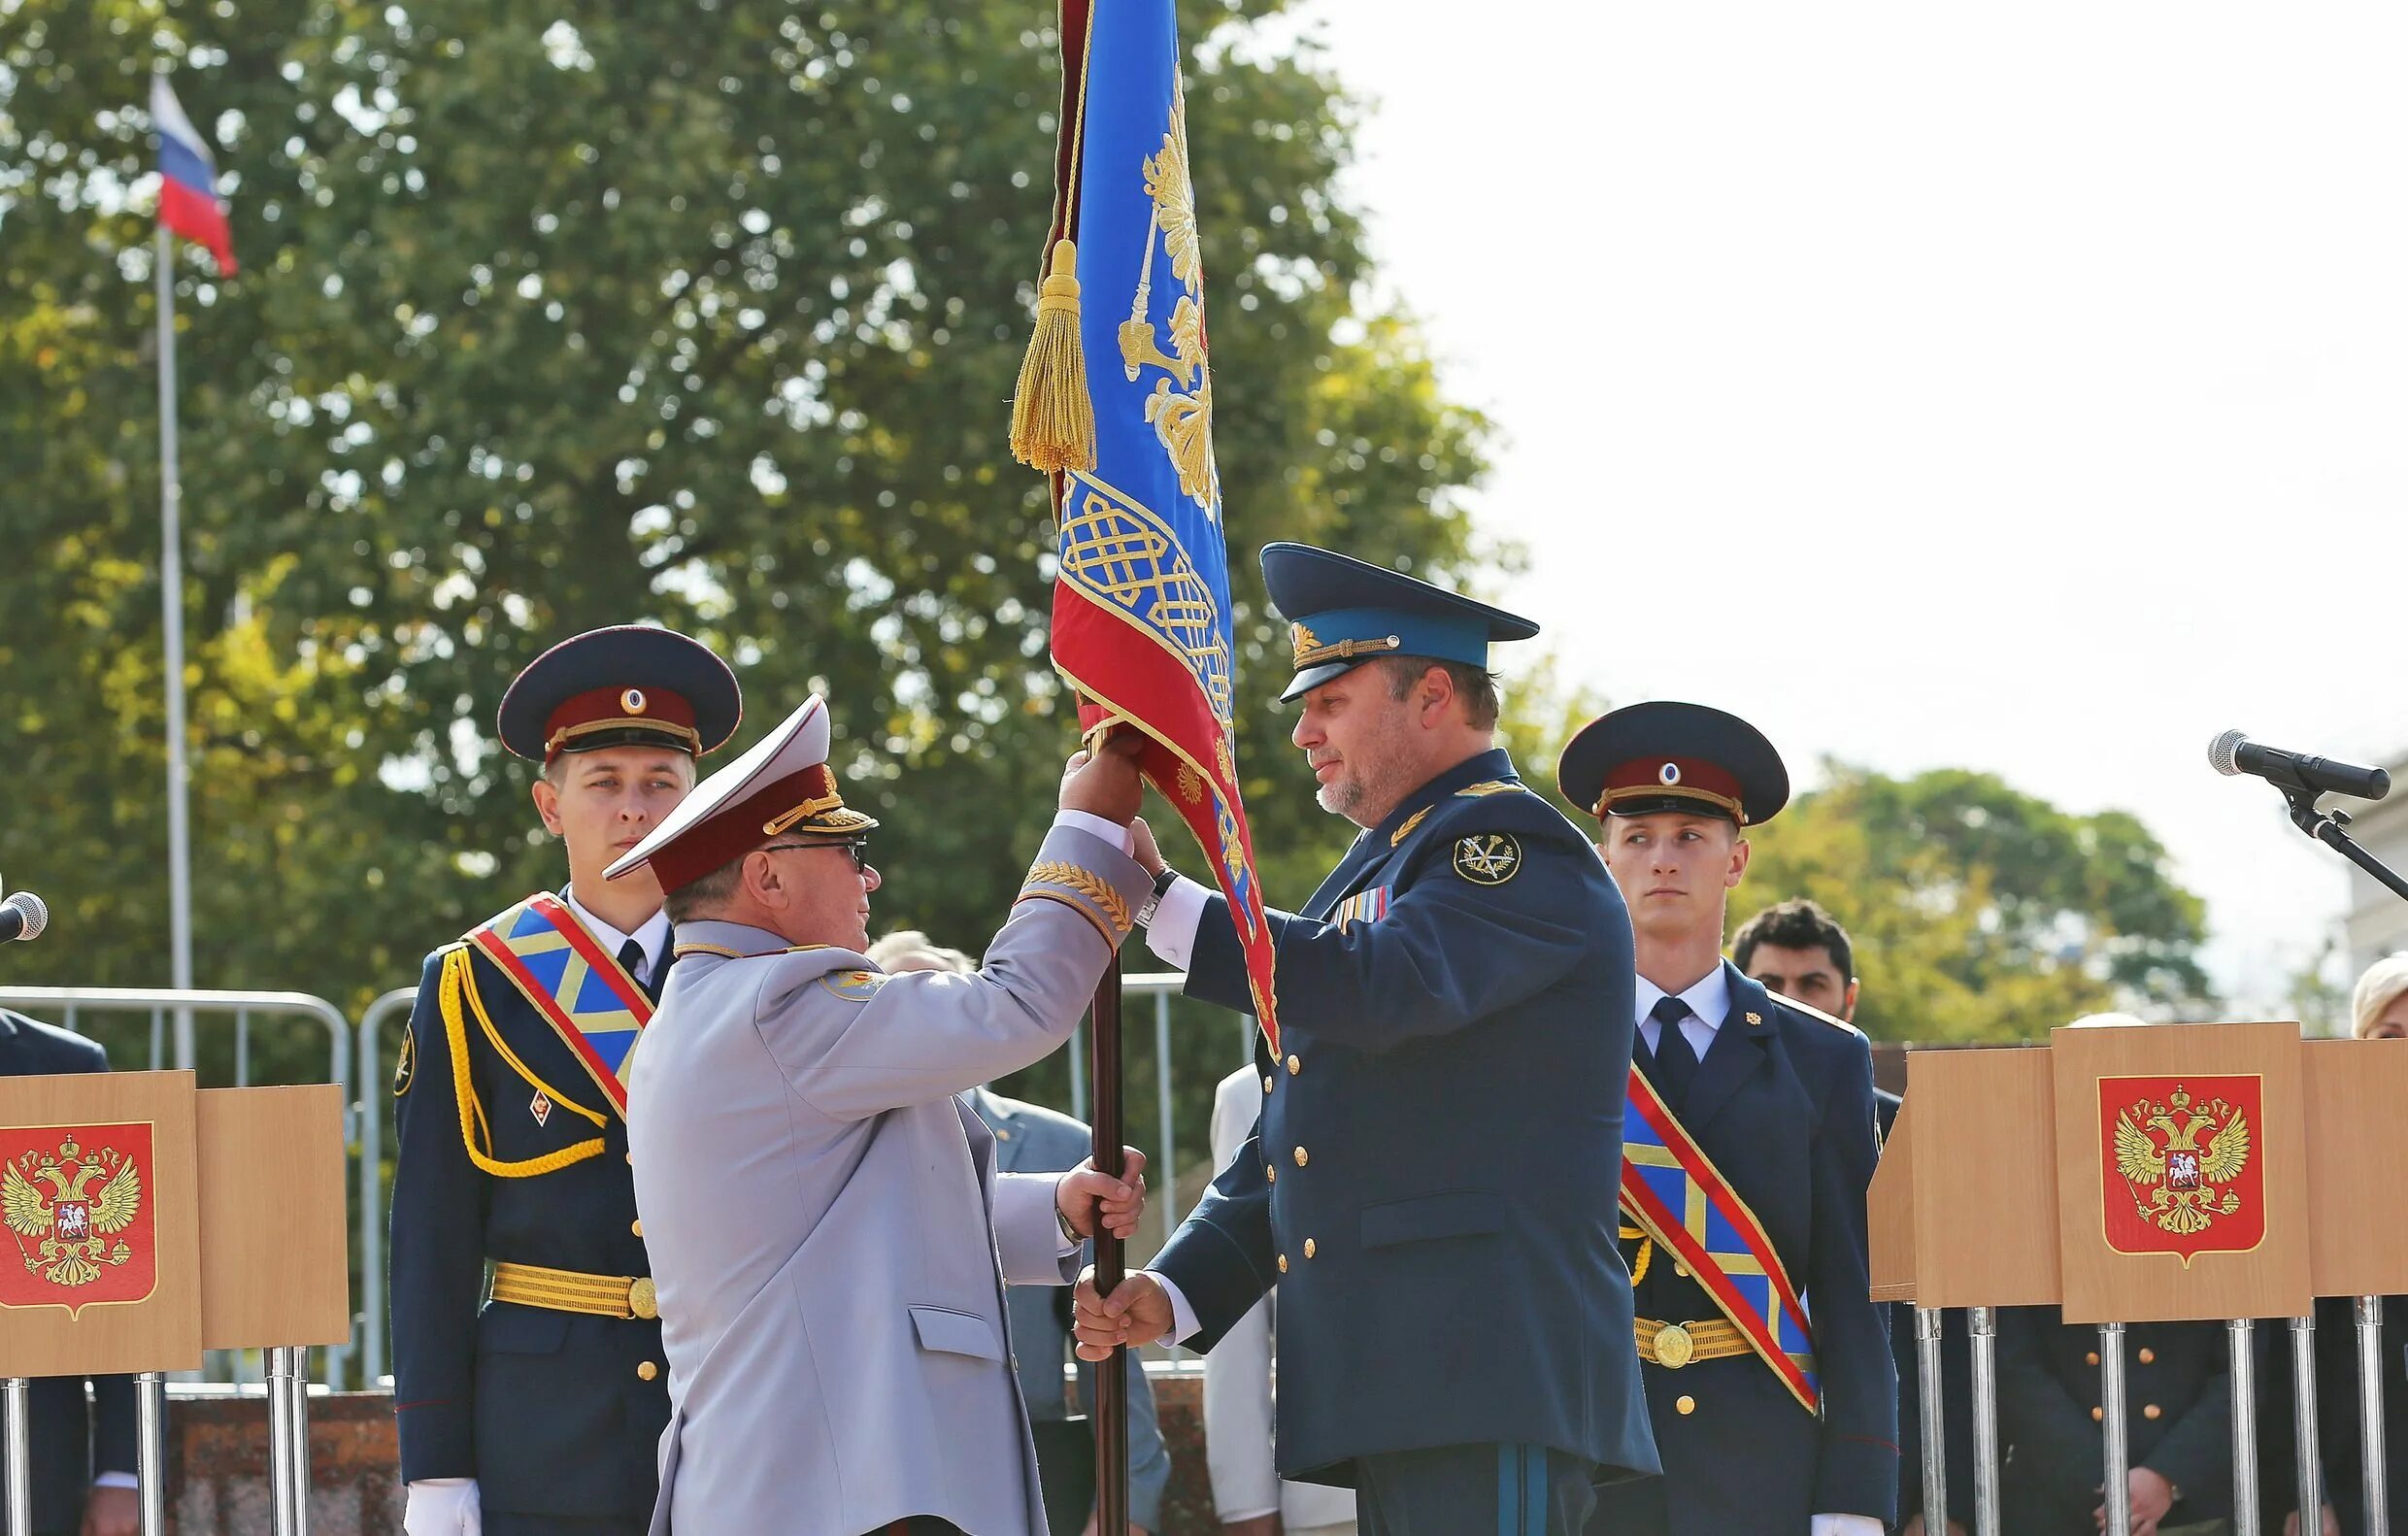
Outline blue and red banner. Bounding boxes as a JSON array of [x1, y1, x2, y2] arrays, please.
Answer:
[[152, 76, 236, 275], [1035, 0, 1281, 1049]]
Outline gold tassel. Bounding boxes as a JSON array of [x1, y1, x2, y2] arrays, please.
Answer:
[[1010, 239, 1097, 474]]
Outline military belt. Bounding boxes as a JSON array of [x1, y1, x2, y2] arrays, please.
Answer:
[[490, 1261, 657, 1321], [1634, 1316, 1812, 1375]]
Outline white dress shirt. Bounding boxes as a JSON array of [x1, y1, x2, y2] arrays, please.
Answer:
[[1634, 964, 1729, 1059], [561, 887, 670, 987], [1141, 872, 1213, 971]]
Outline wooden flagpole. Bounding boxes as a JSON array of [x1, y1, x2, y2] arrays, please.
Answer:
[[1089, 944, 1129, 1536]]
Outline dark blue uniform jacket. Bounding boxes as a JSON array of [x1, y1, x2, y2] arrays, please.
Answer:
[[1152, 747, 1658, 1488], [387, 926, 669, 1522], [1590, 966, 1898, 1535]]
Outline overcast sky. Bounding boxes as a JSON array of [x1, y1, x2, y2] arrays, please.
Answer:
[[1289, 1, 2408, 1008]]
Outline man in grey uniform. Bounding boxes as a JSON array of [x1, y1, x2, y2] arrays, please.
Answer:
[[607, 696, 1155, 1536]]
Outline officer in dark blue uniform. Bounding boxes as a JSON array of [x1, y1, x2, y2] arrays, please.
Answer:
[[1073, 543, 1658, 1536], [0, 1010, 138, 1536], [389, 626, 740, 1536], [1560, 702, 1897, 1536]]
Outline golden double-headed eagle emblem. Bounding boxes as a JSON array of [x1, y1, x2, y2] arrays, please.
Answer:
[[2111, 1084, 2250, 1237], [2, 1134, 143, 1288]]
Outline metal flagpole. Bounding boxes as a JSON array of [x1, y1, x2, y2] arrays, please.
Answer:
[[153, 225, 196, 1067], [153, 228, 196, 1068]]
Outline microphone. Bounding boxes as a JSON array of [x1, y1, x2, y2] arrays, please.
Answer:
[[0, 891, 47, 944], [2210, 730, 2391, 801]]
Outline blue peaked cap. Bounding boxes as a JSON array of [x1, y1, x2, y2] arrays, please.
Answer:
[[1260, 543, 1539, 702]]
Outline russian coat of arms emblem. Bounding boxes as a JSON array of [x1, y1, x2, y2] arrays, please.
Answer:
[[2099, 1077, 2264, 1265], [0, 1123, 156, 1316]]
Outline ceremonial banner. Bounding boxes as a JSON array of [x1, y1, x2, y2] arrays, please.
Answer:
[[1017, 0, 1281, 1047]]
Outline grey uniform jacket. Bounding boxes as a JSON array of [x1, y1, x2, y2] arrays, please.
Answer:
[[626, 822, 1150, 1536], [971, 1087, 1173, 1531]]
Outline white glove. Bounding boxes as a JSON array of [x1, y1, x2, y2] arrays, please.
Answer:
[[403, 1478, 482, 1536]]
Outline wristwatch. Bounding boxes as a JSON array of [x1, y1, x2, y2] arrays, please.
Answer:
[[1056, 1198, 1083, 1246], [1134, 866, 1181, 929]]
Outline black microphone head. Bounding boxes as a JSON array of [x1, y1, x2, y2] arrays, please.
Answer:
[[2209, 729, 2248, 777], [3, 891, 47, 942]]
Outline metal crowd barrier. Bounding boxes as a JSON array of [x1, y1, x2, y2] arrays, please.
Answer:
[[1909, 1304, 2391, 1536], [353, 970, 1242, 1382]]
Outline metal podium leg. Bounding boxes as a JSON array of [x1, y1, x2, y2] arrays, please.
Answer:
[[2362, 1297, 2391, 1536], [266, 1347, 302, 1536], [135, 1370, 167, 1536], [269, 1346, 312, 1536], [2293, 1315, 2324, 1536], [1917, 1306, 1950, 1533], [2101, 1321, 2131, 1536], [3, 1378, 29, 1536], [1970, 1306, 2002, 1536], [2230, 1319, 2260, 1536]]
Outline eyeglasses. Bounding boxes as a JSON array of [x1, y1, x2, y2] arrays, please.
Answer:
[[760, 839, 871, 873]]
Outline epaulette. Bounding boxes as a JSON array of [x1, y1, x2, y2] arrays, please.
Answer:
[[1454, 780, 1527, 798], [1767, 988, 1866, 1038]]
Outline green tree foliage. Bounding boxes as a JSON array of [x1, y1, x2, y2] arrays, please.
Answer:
[[0, 0, 1491, 1049], [1729, 762, 2215, 1042]]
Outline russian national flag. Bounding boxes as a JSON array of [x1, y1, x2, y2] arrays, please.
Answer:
[[152, 76, 235, 276]]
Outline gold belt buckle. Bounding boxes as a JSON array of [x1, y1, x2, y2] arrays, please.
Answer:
[[628, 1277, 658, 1320], [1653, 1321, 1695, 1370]]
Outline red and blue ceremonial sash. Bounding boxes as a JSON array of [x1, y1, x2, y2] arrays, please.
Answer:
[[466, 894, 652, 1115], [1620, 1066, 1821, 1415]]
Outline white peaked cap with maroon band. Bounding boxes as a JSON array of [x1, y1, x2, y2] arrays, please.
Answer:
[[604, 695, 876, 893]]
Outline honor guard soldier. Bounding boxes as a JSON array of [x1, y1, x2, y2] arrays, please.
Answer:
[[388, 625, 741, 1536], [1076, 544, 1659, 1535], [608, 697, 1153, 1536], [1560, 702, 1897, 1536]]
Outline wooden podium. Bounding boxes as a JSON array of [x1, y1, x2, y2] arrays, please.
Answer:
[[1872, 1022, 2408, 1536], [0, 1072, 350, 1536]]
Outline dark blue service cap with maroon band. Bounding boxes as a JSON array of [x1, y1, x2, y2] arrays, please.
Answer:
[[1556, 701, 1789, 827], [495, 624, 743, 763]]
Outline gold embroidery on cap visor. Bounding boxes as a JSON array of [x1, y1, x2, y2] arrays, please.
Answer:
[[544, 716, 703, 756], [1594, 783, 1749, 824], [760, 795, 877, 839], [1289, 622, 1403, 670]]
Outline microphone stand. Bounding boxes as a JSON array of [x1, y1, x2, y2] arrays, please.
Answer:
[[2277, 786, 2408, 905]]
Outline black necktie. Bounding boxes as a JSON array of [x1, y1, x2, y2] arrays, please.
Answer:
[[1650, 995, 1700, 1113], [618, 937, 648, 991]]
